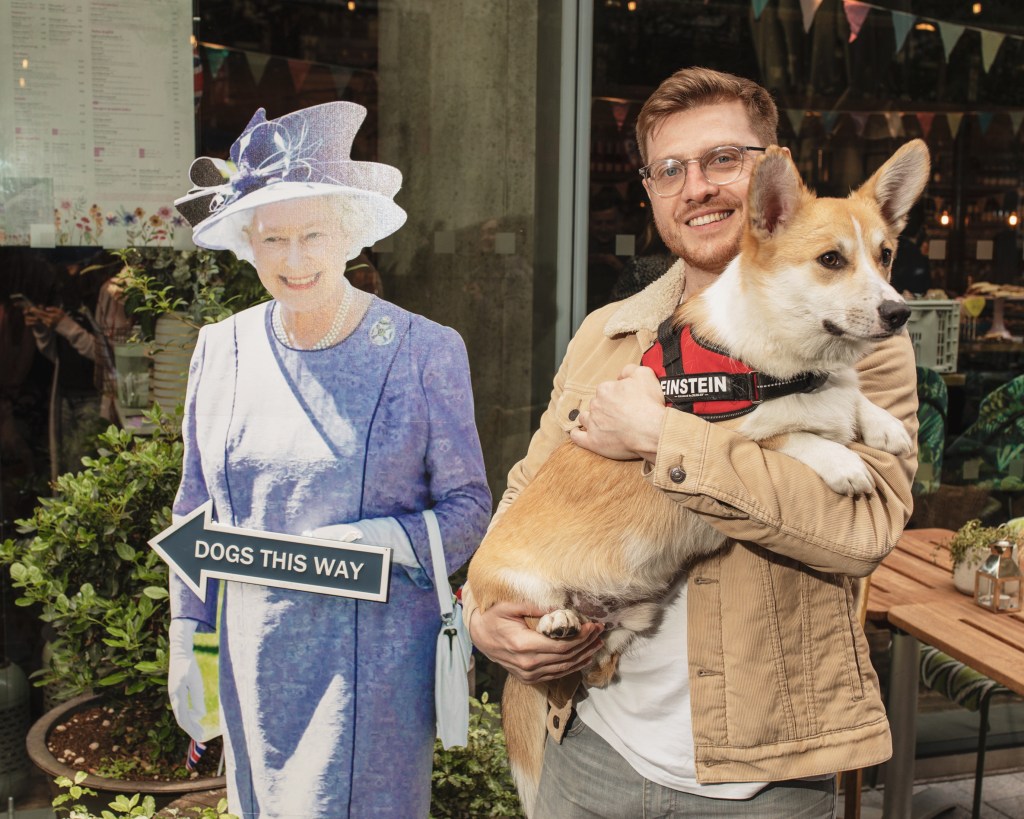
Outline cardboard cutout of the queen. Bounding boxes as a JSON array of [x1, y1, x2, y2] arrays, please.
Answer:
[[161, 102, 491, 818]]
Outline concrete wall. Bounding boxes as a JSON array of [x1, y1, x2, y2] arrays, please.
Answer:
[[377, 1, 541, 505]]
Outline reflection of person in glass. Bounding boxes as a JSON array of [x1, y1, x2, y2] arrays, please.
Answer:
[[169, 102, 490, 818], [587, 186, 627, 312]]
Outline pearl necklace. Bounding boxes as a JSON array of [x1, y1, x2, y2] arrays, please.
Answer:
[[272, 282, 352, 350]]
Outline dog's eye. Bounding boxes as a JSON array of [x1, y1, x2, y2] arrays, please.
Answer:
[[880, 248, 893, 266], [818, 251, 844, 269]]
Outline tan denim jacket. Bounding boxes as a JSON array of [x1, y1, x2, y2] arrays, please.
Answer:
[[493, 259, 918, 783]]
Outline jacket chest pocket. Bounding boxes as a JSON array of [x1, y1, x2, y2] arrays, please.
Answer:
[[555, 385, 595, 434]]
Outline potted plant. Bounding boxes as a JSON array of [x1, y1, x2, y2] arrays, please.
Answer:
[[113, 248, 267, 411], [0, 409, 225, 805], [115, 247, 266, 338], [53, 771, 235, 818], [947, 518, 1023, 595]]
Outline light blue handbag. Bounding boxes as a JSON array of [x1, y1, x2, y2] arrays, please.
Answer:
[[425, 509, 472, 749]]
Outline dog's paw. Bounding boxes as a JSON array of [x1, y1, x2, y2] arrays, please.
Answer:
[[818, 448, 876, 496], [537, 609, 583, 640], [860, 415, 913, 456], [584, 652, 619, 688]]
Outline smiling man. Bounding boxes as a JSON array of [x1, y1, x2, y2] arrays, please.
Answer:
[[466, 67, 918, 818]]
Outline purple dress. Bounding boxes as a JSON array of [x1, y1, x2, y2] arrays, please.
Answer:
[[171, 298, 490, 818]]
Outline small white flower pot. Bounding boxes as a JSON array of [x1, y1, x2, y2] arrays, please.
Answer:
[[953, 553, 986, 595]]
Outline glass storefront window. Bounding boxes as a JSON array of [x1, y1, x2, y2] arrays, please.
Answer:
[[195, 0, 575, 503], [586, 0, 1024, 312]]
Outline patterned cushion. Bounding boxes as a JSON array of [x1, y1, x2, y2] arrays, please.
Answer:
[[943, 373, 1024, 492], [914, 366, 948, 495], [919, 644, 1009, 712]]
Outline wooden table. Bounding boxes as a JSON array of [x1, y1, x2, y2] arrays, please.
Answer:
[[872, 528, 1024, 818], [888, 597, 1024, 698], [867, 528, 954, 624]]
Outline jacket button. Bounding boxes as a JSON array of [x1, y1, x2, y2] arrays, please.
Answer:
[[669, 466, 686, 483], [552, 715, 560, 729], [568, 409, 580, 421]]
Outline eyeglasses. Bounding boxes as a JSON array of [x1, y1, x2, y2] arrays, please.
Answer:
[[639, 146, 766, 198]]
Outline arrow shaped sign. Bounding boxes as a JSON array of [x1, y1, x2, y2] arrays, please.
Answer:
[[149, 502, 392, 603]]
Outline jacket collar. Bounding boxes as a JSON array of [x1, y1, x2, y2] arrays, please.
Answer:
[[603, 258, 687, 343]]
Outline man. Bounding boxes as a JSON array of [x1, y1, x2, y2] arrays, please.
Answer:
[[465, 67, 917, 816]]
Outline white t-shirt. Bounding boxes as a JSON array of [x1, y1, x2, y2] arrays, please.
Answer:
[[576, 578, 767, 799]]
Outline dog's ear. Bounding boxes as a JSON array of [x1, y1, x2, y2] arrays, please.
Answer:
[[747, 147, 806, 239], [855, 139, 931, 235]]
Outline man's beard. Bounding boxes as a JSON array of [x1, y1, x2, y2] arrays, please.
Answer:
[[654, 200, 743, 273]]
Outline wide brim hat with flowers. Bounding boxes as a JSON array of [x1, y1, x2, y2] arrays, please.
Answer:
[[174, 102, 406, 264]]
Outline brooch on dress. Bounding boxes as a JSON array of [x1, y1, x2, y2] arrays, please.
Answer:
[[370, 316, 396, 346]]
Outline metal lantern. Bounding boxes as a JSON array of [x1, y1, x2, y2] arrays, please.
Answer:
[[974, 539, 1022, 613]]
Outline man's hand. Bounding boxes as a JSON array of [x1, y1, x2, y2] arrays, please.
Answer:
[[469, 601, 604, 684], [570, 364, 666, 462]]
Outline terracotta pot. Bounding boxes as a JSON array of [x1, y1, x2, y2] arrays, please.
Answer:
[[26, 692, 225, 813]]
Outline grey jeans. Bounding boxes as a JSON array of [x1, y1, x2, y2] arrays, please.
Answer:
[[533, 717, 838, 819]]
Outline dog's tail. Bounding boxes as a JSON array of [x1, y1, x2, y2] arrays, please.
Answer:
[[502, 677, 549, 818]]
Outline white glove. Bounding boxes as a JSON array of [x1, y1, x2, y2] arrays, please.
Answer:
[[303, 523, 364, 542], [310, 517, 419, 567], [168, 618, 208, 742]]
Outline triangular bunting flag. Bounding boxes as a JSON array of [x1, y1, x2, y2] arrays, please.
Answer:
[[787, 109, 806, 135], [799, 0, 824, 32], [850, 112, 869, 136], [977, 112, 994, 135], [891, 11, 915, 54], [980, 31, 1005, 73], [884, 112, 904, 138], [947, 112, 963, 136], [287, 58, 312, 92], [917, 112, 935, 138], [821, 111, 840, 135], [247, 51, 271, 87], [843, 0, 871, 43], [938, 21, 965, 61], [1011, 111, 1024, 137], [205, 47, 229, 79], [752, 0, 771, 19]]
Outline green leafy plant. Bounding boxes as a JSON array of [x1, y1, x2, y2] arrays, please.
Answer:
[[0, 408, 186, 765], [430, 693, 524, 819], [115, 246, 267, 338], [947, 518, 1022, 570], [53, 771, 237, 818]]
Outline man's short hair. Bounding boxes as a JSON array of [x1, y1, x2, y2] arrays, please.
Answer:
[[635, 67, 779, 165]]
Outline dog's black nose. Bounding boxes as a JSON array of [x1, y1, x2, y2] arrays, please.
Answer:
[[878, 299, 911, 330]]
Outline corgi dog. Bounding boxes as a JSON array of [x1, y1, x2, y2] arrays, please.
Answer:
[[466, 139, 930, 816]]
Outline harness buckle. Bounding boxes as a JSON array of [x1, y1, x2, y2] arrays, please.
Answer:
[[742, 372, 762, 404]]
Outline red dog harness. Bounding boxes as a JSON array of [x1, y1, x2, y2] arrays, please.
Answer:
[[641, 318, 828, 421]]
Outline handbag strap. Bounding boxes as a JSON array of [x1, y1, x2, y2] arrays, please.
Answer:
[[423, 509, 454, 623]]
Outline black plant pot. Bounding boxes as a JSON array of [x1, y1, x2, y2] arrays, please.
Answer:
[[26, 692, 226, 813]]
